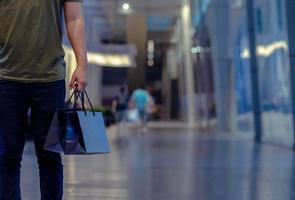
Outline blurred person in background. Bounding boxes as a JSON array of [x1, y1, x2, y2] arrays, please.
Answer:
[[145, 85, 156, 121], [0, 1, 87, 199], [111, 86, 129, 123], [129, 85, 154, 132]]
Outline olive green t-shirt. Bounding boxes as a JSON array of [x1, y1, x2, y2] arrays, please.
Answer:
[[0, 0, 82, 82]]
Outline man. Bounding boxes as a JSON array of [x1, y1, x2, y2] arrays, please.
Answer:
[[111, 86, 129, 123], [130, 85, 154, 125], [0, 0, 88, 199]]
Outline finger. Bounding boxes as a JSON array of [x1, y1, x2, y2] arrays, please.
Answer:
[[78, 81, 88, 91], [77, 83, 84, 92], [73, 82, 79, 89], [78, 84, 83, 92]]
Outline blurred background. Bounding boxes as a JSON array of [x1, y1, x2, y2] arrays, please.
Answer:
[[22, 0, 295, 199], [62, 0, 295, 148]]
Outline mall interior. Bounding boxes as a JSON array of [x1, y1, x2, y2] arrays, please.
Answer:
[[21, 0, 295, 199]]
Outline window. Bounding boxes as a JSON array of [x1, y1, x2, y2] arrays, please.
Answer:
[[276, 0, 283, 29], [256, 8, 263, 34]]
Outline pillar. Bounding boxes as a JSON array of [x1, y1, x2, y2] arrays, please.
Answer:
[[126, 13, 147, 92], [180, 1, 197, 126], [285, 0, 295, 149]]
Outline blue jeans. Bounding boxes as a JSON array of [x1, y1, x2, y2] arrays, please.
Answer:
[[138, 110, 148, 122], [0, 80, 65, 200]]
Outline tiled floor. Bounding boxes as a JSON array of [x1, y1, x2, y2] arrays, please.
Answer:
[[20, 125, 295, 200]]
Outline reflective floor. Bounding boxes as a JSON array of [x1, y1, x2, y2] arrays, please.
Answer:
[[21, 124, 295, 200]]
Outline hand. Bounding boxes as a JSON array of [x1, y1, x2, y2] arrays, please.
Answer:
[[69, 67, 88, 91]]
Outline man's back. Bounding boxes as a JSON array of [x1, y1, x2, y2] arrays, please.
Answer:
[[132, 89, 150, 111], [0, 0, 66, 82]]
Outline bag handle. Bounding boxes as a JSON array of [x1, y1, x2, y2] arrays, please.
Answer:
[[67, 88, 80, 109], [84, 90, 95, 115], [79, 90, 95, 116], [67, 89, 96, 116]]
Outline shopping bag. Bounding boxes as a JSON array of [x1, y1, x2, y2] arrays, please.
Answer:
[[44, 90, 110, 155], [125, 108, 140, 123]]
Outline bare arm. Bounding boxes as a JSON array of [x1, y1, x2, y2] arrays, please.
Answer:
[[64, 2, 88, 91], [111, 99, 118, 114]]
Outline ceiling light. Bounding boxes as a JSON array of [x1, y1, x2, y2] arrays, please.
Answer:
[[122, 3, 130, 10]]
